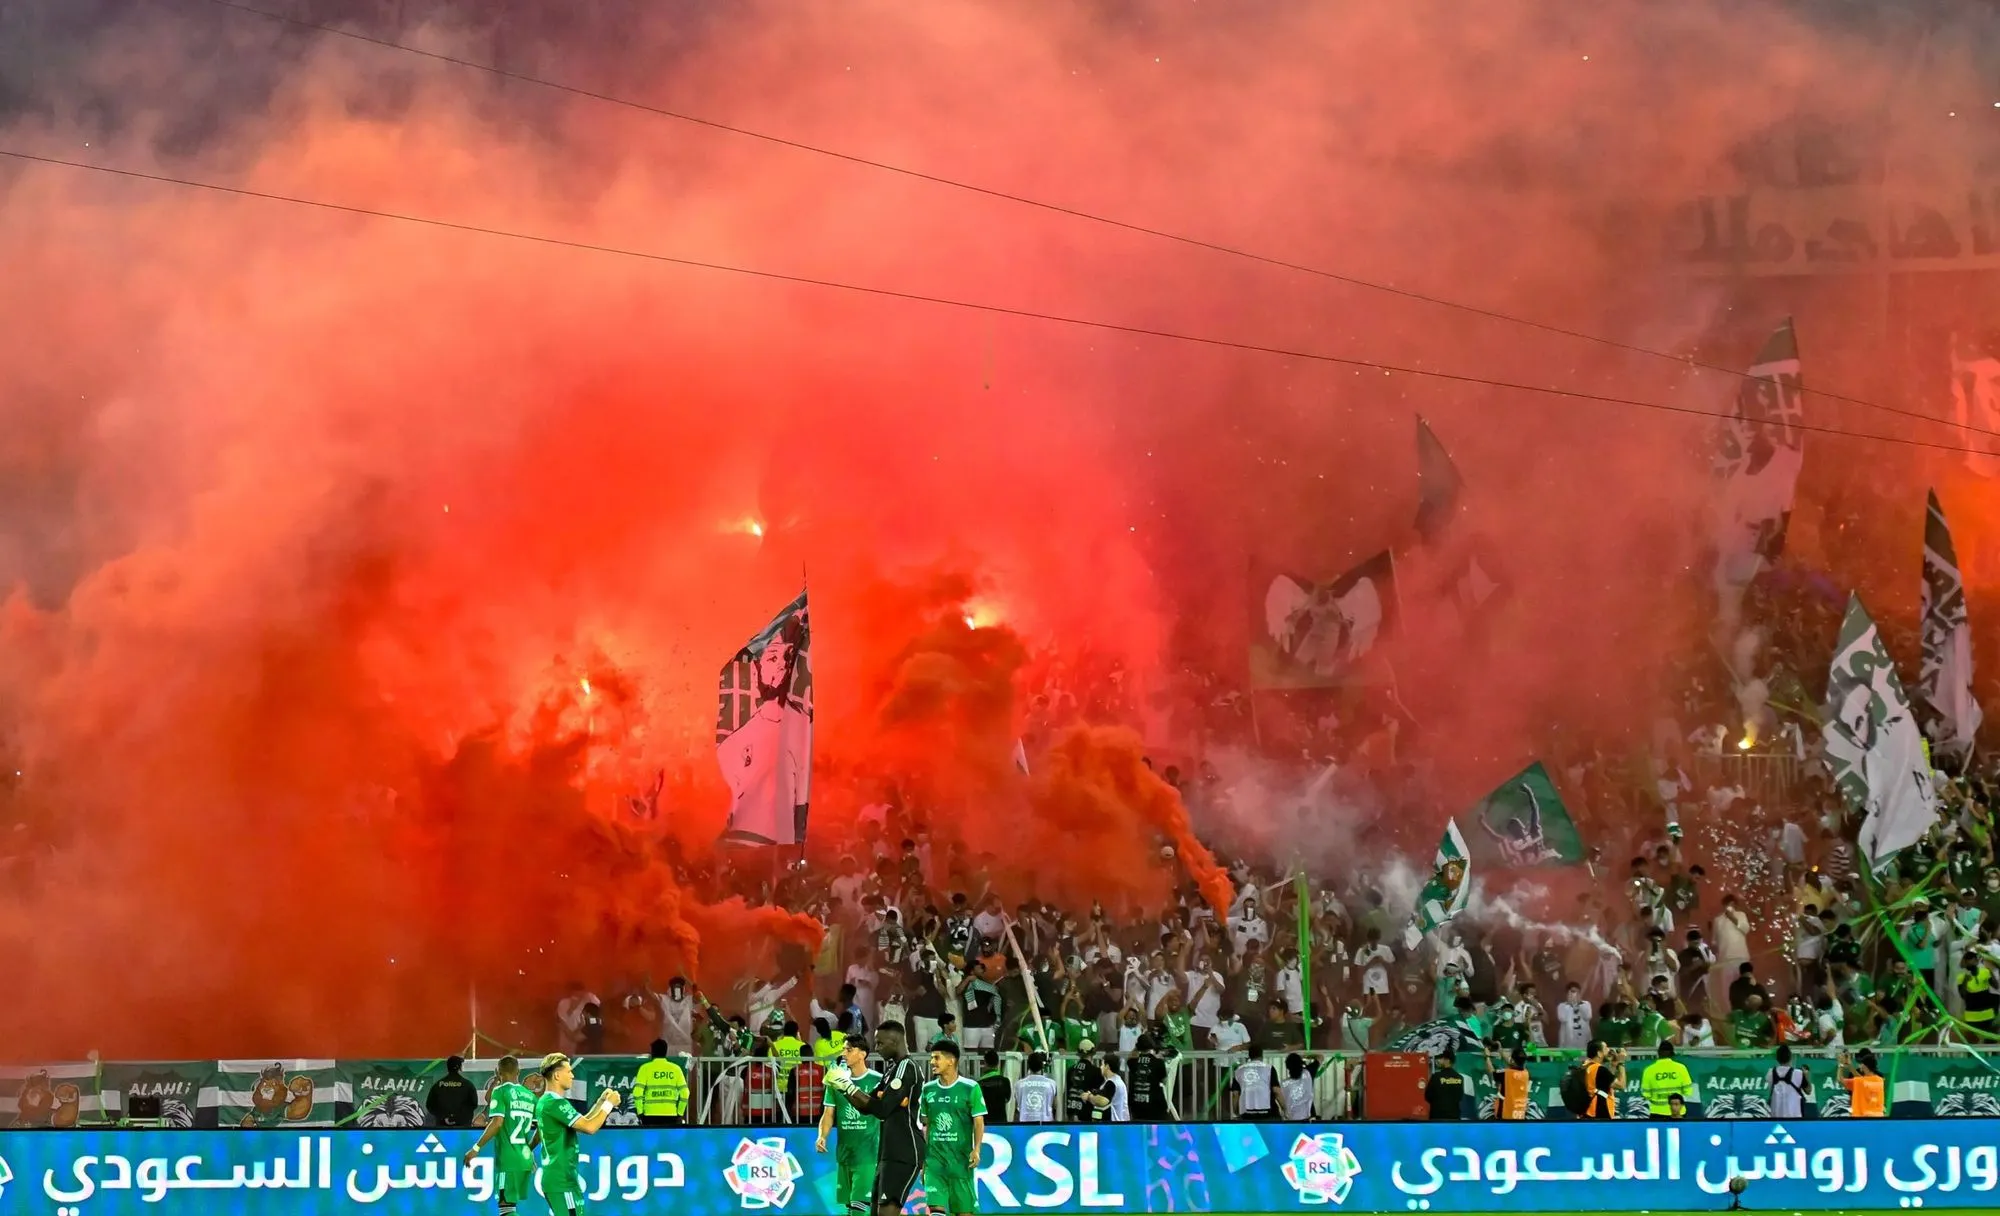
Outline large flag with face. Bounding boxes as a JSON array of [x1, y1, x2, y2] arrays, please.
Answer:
[[1250, 551, 1399, 689], [1403, 818, 1472, 948], [1466, 762, 1585, 867], [1713, 319, 1805, 592], [716, 590, 813, 846], [1921, 490, 1982, 760], [1824, 594, 1940, 870], [1950, 330, 2000, 479]]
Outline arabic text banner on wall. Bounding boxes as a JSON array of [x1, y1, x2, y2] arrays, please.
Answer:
[[6, 1121, 2000, 1213]]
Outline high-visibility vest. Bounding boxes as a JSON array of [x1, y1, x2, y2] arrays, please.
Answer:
[[1847, 1073, 1886, 1118], [1962, 968, 1996, 1025], [636, 1056, 692, 1120], [632, 1058, 689, 1117], [1500, 1069, 1530, 1120], [1583, 1062, 1616, 1118], [1640, 1059, 1693, 1116], [773, 1035, 805, 1081]]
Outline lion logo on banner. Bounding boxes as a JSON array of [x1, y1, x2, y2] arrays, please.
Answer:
[[238, 1065, 317, 1127]]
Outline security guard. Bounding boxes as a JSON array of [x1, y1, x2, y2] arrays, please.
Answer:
[[1959, 951, 1997, 1032], [772, 1019, 807, 1117], [1640, 1040, 1694, 1120], [811, 1016, 847, 1068], [632, 1039, 690, 1127]]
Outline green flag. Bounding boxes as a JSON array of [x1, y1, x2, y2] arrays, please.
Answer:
[[1466, 762, 1584, 866], [1824, 594, 1940, 869], [1403, 818, 1472, 948]]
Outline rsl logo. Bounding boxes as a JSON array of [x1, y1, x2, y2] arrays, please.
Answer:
[[1283, 1132, 1363, 1205], [724, 1136, 804, 1209]]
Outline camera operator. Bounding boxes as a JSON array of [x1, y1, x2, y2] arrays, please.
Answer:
[[1584, 1041, 1626, 1120]]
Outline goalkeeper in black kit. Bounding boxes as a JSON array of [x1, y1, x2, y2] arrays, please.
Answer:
[[827, 1020, 926, 1216]]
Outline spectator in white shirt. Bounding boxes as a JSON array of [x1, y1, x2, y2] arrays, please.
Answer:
[[1679, 1012, 1716, 1048], [973, 897, 1010, 951], [1779, 820, 1808, 867], [556, 982, 602, 1054], [621, 977, 695, 1057], [1814, 994, 1845, 1048], [1434, 932, 1473, 980], [1186, 957, 1226, 1032], [1228, 899, 1271, 957], [1354, 931, 1395, 1000], [1555, 983, 1593, 1051], [745, 975, 798, 1036], [1276, 949, 1305, 1017], [1144, 956, 1178, 1019], [1211, 1009, 1253, 1053]]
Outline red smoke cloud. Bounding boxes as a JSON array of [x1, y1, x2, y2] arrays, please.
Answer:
[[0, 0, 1990, 1055]]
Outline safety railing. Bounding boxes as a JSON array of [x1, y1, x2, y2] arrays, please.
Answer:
[[8, 1046, 1999, 1129]]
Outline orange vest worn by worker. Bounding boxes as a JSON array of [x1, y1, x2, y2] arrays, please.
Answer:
[[1846, 1073, 1885, 1118], [1583, 1061, 1616, 1118], [1501, 1068, 1531, 1120]]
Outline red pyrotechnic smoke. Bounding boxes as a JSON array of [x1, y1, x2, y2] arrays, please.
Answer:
[[0, 0, 1987, 1058]]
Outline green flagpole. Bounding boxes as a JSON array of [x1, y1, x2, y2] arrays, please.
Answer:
[[1296, 871, 1313, 1047]]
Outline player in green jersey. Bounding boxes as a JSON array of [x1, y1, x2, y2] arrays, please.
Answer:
[[461, 1057, 540, 1216], [534, 1052, 621, 1216], [917, 1041, 986, 1216], [816, 1037, 881, 1214]]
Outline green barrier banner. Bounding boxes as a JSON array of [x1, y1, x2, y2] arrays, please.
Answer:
[[102, 1061, 218, 1129], [572, 1056, 645, 1128], [213, 1060, 345, 1129], [339, 1059, 444, 1128]]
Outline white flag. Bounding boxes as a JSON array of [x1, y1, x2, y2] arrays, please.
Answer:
[[1823, 595, 1940, 869], [1712, 319, 1804, 600], [1920, 490, 1982, 759]]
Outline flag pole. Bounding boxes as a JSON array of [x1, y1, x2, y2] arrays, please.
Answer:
[[1003, 921, 1052, 1052], [1295, 870, 1313, 1048]]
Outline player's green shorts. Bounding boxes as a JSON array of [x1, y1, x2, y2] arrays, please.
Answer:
[[496, 1167, 535, 1209], [836, 1139, 879, 1211], [923, 1154, 977, 1214], [541, 1171, 589, 1216]]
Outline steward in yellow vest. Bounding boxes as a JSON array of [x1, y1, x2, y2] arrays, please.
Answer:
[[633, 1039, 689, 1127], [1640, 1041, 1695, 1118]]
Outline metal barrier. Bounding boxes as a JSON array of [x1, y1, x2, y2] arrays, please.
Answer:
[[1692, 751, 1806, 804]]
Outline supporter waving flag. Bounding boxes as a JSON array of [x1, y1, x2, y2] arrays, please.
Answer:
[[1404, 819, 1472, 948], [716, 590, 813, 847], [1823, 594, 1939, 870], [1920, 490, 1981, 762]]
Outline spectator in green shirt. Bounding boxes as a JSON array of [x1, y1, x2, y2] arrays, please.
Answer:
[[1158, 992, 1195, 1054], [1729, 992, 1775, 1048], [1597, 1001, 1637, 1049]]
